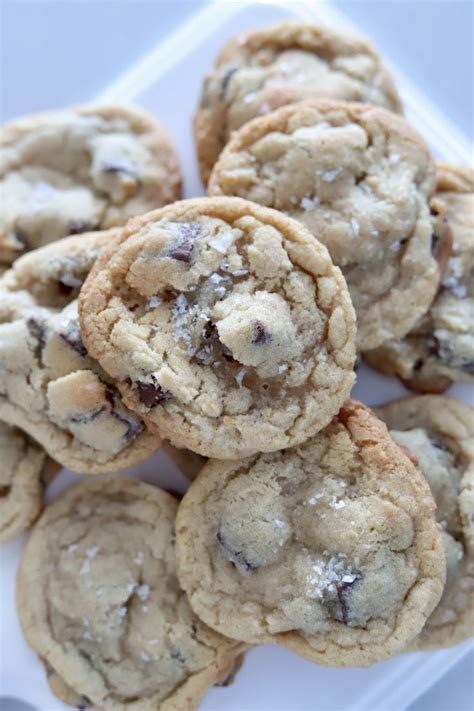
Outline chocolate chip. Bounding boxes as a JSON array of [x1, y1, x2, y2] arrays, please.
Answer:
[[335, 577, 359, 625], [216, 530, 255, 572], [58, 281, 75, 296], [136, 381, 171, 408], [59, 323, 88, 358], [219, 67, 238, 100], [413, 358, 424, 371], [168, 223, 201, 263], [67, 221, 94, 235], [27, 318, 46, 355], [102, 163, 138, 180], [252, 320, 271, 345], [0, 485, 10, 497]]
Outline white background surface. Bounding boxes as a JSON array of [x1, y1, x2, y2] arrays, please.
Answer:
[[1, 1, 473, 709]]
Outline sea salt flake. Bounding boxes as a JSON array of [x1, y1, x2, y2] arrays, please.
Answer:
[[148, 296, 162, 309], [137, 584, 150, 601], [83, 631, 93, 641], [86, 546, 100, 559], [322, 169, 340, 182], [209, 273, 224, 284], [342, 574, 356, 583], [259, 102, 270, 114], [209, 231, 234, 254], [274, 519, 286, 528], [389, 241, 400, 252], [126, 583, 136, 593], [300, 196, 320, 211], [215, 285, 227, 297], [235, 368, 246, 387], [142, 605, 149, 613], [278, 364, 288, 374], [149, 639, 160, 645], [330, 496, 345, 510], [80, 559, 90, 575], [243, 91, 257, 104], [388, 153, 400, 165], [118, 606, 128, 617], [351, 219, 360, 237], [67, 544, 78, 553], [139, 651, 151, 662], [457, 550, 464, 561], [134, 552, 144, 565]]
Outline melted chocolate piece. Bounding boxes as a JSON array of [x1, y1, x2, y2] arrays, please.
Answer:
[[413, 358, 424, 371], [70, 406, 107, 424], [58, 323, 88, 358], [67, 221, 94, 235], [219, 67, 238, 100], [336, 581, 355, 625], [136, 381, 171, 408], [112, 411, 143, 442], [216, 530, 255, 572], [168, 223, 201, 263], [252, 320, 271, 345], [26, 318, 47, 356]]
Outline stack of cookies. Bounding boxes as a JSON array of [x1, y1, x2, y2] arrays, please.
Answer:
[[1, 21, 472, 711]]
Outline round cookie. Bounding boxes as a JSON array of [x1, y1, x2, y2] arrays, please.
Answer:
[[16, 476, 245, 711], [0, 104, 181, 268], [208, 100, 441, 351], [0, 230, 161, 473], [175, 400, 445, 667], [364, 163, 473, 390], [194, 22, 402, 183], [376, 395, 474, 650], [0, 421, 58, 544], [79, 196, 356, 459]]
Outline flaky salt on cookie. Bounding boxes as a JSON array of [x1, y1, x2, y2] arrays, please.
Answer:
[[79, 196, 356, 459], [377, 395, 474, 650], [365, 163, 474, 390], [17, 476, 245, 710], [0, 230, 161, 473], [175, 400, 445, 667], [0, 421, 58, 544], [208, 100, 444, 351], [0, 104, 181, 268], [194, 22, 402, 182]]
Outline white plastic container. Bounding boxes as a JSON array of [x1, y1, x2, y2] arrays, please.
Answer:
[[1, 1, 473, 709]]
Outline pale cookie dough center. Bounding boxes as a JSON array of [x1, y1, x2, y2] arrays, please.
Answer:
[[213, 291, 298, 368]]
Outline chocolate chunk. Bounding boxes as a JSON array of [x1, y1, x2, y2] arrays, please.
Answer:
[[216, 530, 255, 572], [27, 318, 46, 356], [67, 221, 94, 235], [413, 358, 424, 371], [102, 163, 138, 181], [113, 411, 143, 442], [335, 577, 359, 625], [168, 223, 201, 263], [59, 323, 88, 358], [252, 320, 271, 345], [219, 67, 238, 100], [136, 381, 171, 408], [70, 406, 107, 424], [0, 485, 10, 497]]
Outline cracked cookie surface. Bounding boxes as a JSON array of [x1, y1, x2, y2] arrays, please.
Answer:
[[365, 164, 474, 390], [376, 395, 474, 650], [0, 421, 57, 543], [209, 100, 441, 350], [0, 104, 181, 268], [16, 476, 244, 711], [79, 197, 356, 459], [175, 400, 445, 666], [194, 22, 402, 183], [0, 230, 161, 472]]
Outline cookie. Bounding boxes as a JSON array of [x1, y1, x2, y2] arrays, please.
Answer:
[[175, 400, 445, 667], [163, 443, 206, 480], [0, 421, 58, 544], [0, 230, 161, 473], [364, 163, 473, 390], [376, 395, 474, 650], [79, 196, 356, 459], [0, 104, 181, 268], [194, 22, 402, 183], [208, 100, 444, 351], [16, 476, 245, 710]]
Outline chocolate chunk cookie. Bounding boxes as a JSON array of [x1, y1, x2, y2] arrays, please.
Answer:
[[0, 230, 161, 473], [376, 395, 474, 650], [175, 400, 445, 666], [17, 476, 245, 710], [208, 100, 441, 350], [79, 197, 356, 459], [0, 421, 58, 543], [365, 164, 473, 390], [0, 104, 181, 268], [194, 22, 402, 183]]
